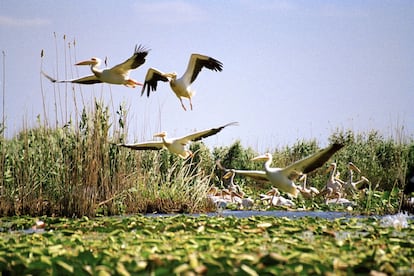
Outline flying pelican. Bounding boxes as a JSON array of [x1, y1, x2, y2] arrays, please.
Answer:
[[251, 143, 344, 197], [42, 45, 149, 88], [141, 53, 223, 110], [117, 122, 237, 159]]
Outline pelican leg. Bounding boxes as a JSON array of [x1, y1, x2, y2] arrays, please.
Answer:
[[179, 98, 187, 111], [189, 98, 193, 110], [126, 79, 143, 88]]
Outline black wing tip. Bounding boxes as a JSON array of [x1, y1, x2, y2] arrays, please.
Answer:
[[134, 44, 151, 54], [225, 121, 239, 128], [140, 83, 147, 97], [331, 142, 345, 152], [209, 57, 223, 71]]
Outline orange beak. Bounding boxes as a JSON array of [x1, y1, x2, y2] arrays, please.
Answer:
[[75, 60, 95, 66]]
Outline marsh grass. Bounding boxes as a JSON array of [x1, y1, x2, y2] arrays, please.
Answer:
[[3, 102, 411, 216], [0, 101, 215, 217]]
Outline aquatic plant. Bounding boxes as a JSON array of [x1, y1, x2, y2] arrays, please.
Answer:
[[0, 215, 412, 275]]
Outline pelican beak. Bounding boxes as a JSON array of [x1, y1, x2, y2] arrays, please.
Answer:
[[325, 163, 335, 173], [361, 176, 370, 183], [348, 162, 361, 173], [251, 154, 269, 161], [223, 171, 233, 179], [75, 60, 95, 66], [153, 132, 166, 138], [166, 72, 177, 79]]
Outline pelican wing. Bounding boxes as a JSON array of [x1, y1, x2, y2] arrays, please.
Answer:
[[42, 71, 102, 85], [231, 169, 269, 182], [283, 143, 344, 176], [117, 141, 164, 151], [141, 68, 170, 97], [183, 54, 223, 84], [110, 45, 149, 74], [216, 160, 269, 183], [177, 122, 238, 143]]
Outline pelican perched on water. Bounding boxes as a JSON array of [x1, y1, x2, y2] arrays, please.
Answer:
[[223, 170, 246, 198], [42, 45, 149, 88], [297, 174, 320, 199], [141, 53, 223, 110], [319, 163, 344, 201], [343, 162, 370, 196], [118, 122, 237, 158]]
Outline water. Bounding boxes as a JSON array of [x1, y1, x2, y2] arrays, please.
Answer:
[[146, 210, 414, 221], [213, 210, 352, 219]]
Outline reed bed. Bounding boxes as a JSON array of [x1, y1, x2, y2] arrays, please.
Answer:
[[0, 100, 413, 217]]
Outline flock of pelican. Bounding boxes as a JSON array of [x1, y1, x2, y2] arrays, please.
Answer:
[[42, 45, 223, 110], [215, 156, 371, 208], [42, 44, 362, 208]]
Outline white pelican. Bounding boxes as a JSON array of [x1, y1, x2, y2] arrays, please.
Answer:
[[319, 163, 344, 201], [223, 170, 246, 198], [251, 143, 344, 197], [118, 122, 237, 159], [297, 174, 320, 199], [260, 187, 296, 207], [343, 162, 370, 196], [141, 53, 223, 110], [42, 45, 149, 88]]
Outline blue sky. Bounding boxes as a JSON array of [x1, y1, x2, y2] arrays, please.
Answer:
[[1, 1, 413, 151]]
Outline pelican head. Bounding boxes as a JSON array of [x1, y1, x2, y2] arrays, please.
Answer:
[[75, 57, 101, 66], [153, 131, 167, 139], [361, 176, 370, 183], [223, 170, 235, 180], [166, 72, 178, 80], [251, 153, 272, 162], [348, 162, 361, 174], [325, 162, 337, 173]]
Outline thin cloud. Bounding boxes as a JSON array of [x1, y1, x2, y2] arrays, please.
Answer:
[[241, 0, 368, 19], [134, 1, 207, 24], [0, 15, 50, 27]]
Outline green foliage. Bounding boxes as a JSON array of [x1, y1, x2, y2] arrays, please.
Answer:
[[0, 215, 412, 275]]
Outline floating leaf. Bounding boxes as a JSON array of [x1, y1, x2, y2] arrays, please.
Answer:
[[55, 260, 74, 273], [241, 264, 258, 276]]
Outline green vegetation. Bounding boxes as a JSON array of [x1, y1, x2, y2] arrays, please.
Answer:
[[0, 101, 413, 217], [0, 215, 412, 275]]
